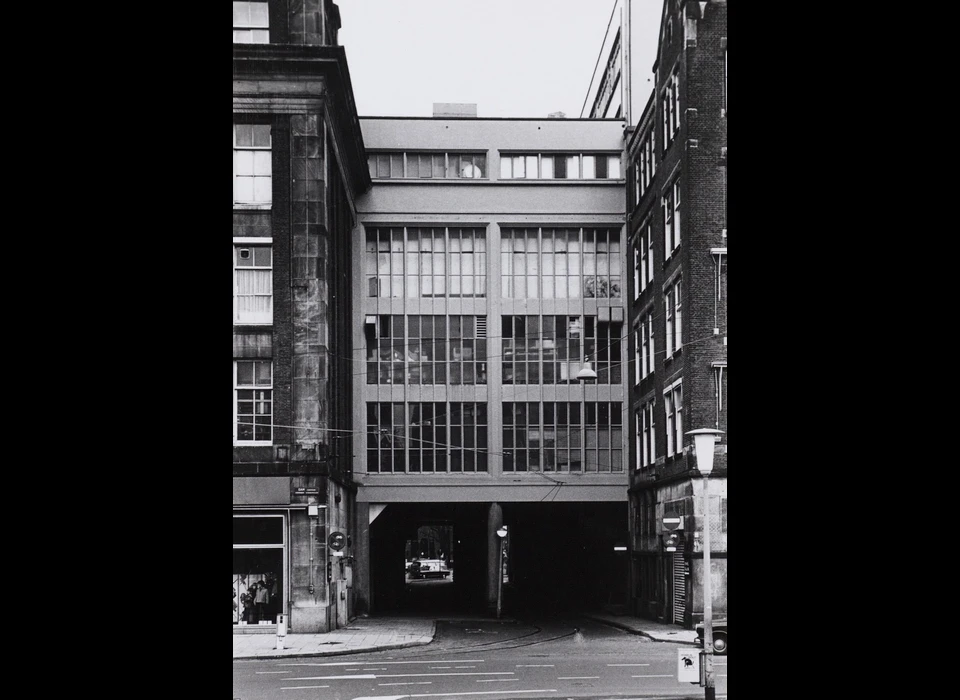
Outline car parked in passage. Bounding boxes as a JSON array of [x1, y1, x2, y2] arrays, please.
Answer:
[[695, 619, 727, 655], [408, 559, 451, 579]]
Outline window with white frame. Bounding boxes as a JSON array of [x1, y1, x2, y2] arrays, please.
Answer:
[[641, 398, 656, 467], [632, 239, 641, 300], [661, 68, 680, 152], [499, 153, 621, 180], [639, 221, 653, 293], [633, 162, 640, 207], [634, 325, 641, 386], [645, 222, 654, 288], [366, 401, 489, 473], [501, 227, 621, 299], [233, 2, 269, 43], [635, 128, 655, 202], [671, 70, 681, 136], [635, 409, 642, 470], [368, 151, 486, 179], [664, 277, 682, 358], [663, 382, 682, 458], [235, 360, 272, 444], [640, 309, 654, 379], [663, 178, 681, 256], [504, 401, 622, 473], [234, 244, 273, 324], [234, 124, 272, 205], [364, 226, 487, 298], [644, 129, 656, 189]]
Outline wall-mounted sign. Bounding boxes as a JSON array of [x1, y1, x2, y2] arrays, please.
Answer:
[[328, 531, 347, 551], [295, 487, 320, 495]]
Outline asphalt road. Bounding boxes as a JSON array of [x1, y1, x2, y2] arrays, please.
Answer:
[[233, 616, 728, 700]]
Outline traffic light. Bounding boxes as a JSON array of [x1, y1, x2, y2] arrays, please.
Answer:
[[663, 532, 682, 552]]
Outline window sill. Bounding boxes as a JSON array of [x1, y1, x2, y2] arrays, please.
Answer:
[[234, 441, 273, 447], [370, 178, 490, 184], [497, 179, 626, 185], [234, 203, 272, 210], [369, 178, 625, 185], [234, 321, 273, 327]]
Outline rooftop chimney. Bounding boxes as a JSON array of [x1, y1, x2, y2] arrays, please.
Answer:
[[548, 111, 567, 119], [432, 103, 478, 118]]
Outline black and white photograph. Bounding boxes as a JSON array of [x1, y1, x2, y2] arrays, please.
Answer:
[[233, 2, 730, 698]]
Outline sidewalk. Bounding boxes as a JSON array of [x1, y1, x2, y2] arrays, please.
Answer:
[[581, 611, 699, 645], [233, 612, 696, 660], [233, 616, 436, 660]]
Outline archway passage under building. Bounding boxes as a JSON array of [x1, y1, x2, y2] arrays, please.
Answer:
[[366, 501, 627, 618]]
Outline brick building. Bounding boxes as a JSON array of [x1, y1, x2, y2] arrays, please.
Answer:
[[232, 0, 371, 633], [623, 0, 728, 627]]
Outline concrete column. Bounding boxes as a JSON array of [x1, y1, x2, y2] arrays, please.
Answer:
[[290, 113, 328, 454], [354, 502, 371, 615], [487, 502, 503, 615]]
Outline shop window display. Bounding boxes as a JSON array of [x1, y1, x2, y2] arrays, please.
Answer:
[[233, 515, 284, 625]]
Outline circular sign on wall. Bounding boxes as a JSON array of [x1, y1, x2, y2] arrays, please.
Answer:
[[328, 531, 347, 551], [662, 511, 682, 531]]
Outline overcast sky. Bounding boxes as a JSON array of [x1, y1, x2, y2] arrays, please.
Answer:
[[337, 0, 664, 119]]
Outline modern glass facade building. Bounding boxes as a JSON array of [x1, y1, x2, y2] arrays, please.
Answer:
[[350, 115, 630, 615]]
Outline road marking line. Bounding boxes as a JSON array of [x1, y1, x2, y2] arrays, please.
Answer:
[[281, 685, 329, 690], [516, 664, 554, 667], [558, 676, 600, 680], [631, 674, 674, 678], [280, 660, 484, 667], [379, 682, 433, 686], [378, 673, 514, 678], [290, 672, 512, 681], [351, 691, 558, 699], [287, 675, 376, 680], [476, 679, 518, 683], [454, 666, 477, 669], [256, 671, 291, 674], [607, 663, 650, 666], [429, 666, 452, 669]]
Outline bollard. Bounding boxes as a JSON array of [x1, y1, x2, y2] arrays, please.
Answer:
[[276, 613, 286, 650]]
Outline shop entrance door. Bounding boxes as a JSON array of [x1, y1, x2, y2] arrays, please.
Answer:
[[233, 513, 286, 626]]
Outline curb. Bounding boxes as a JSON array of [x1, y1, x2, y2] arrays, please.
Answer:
[[234, 621, 437, 660], [234, 637, 435, 661], [585, 616, 698, 646]]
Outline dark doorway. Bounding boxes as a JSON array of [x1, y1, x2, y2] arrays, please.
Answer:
[[370, 503, 488, 616], [500, 502, 628, 616]]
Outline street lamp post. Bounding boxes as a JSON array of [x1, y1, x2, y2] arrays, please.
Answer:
[[496, 526, 508, 619], [686, 428, 724, 700]]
